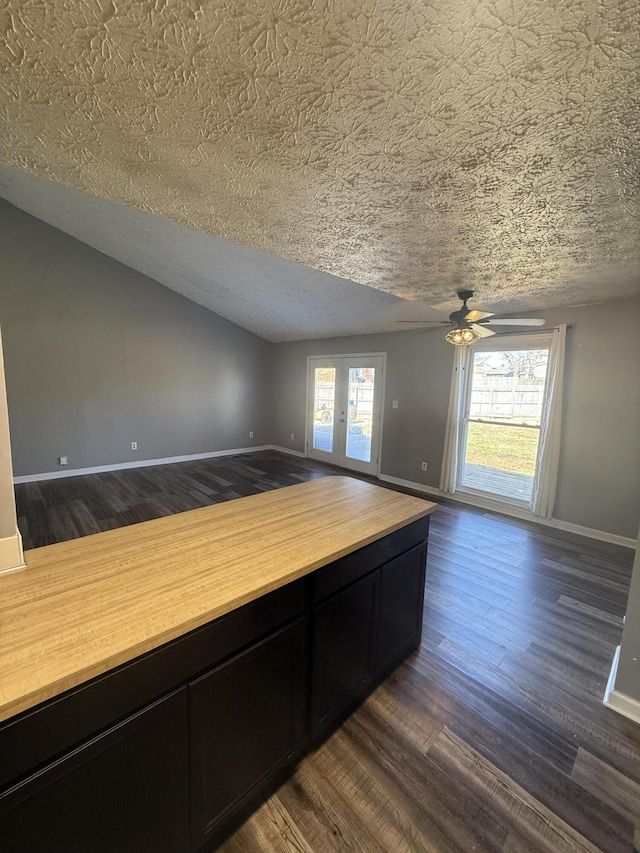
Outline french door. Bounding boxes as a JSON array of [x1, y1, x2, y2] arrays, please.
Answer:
[[306, 355, 385, 476]]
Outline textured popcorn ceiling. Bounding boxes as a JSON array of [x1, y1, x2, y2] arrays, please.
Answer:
[[0, 0, 639, 337], [0, 165, 414, 342]]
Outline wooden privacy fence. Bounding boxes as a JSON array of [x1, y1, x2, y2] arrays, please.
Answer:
[[470, 378, 545, 420]]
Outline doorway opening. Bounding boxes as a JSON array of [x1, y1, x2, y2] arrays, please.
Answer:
[[306, 355, 385, 476]]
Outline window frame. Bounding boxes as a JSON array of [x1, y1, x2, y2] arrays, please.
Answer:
[[455, 332, 553, 506]]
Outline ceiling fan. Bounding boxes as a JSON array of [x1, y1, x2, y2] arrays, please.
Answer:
[[398, 290, 545, 345]]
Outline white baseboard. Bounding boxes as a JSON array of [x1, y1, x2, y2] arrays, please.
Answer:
[[13, 445, 276, 483], [603, 646, 640, 725], [604, 645, 621, 703], [0, 530, 26, 575], [378, 474, 636, 550], [604, 691, 640, 726], [269, 445, 305, 458]]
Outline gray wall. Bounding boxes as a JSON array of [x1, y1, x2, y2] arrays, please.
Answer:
[[272, 298, 640, 540], [542, 301, 640, 540], [0, 201, 273, 476]]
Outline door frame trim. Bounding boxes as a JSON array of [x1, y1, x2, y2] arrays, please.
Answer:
[[304, 353, 387, 477]]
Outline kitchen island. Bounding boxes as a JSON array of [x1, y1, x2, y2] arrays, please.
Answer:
[[0, 476, 437, 852]]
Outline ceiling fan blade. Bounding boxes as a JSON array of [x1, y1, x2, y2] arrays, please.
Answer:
[[430, 297, 463, 312], [417, 325, 449, 334], [464, 309, 494, 322], [396, 320, 449, 325], [481, 318, 545, 326], [471, 324, 496, 338]]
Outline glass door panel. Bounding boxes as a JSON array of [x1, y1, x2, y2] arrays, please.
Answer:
[[312, 367, 336, 453], [346, 367, 374, 463]]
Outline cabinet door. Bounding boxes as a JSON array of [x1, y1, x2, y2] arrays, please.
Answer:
[[0, 689, 189, 853], [376, 543, 427, 675], [310, 570, 379, 737], [189, 619, 305, 848]]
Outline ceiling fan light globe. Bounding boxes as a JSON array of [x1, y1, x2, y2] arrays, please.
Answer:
[[445, 326, 480, 346]]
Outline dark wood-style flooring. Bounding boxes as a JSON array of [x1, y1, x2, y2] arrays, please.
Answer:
[[14, 451, 640, 852]]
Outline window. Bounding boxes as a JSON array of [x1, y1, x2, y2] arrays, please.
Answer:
[[459, 348, 550, 502], [440, 327, 566, 516]]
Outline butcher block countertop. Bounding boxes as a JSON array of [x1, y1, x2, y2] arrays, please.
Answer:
[[0, 476, 437, 723]]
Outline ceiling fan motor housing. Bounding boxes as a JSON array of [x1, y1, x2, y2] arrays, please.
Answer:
[[396, 290, 544, 339], [450, 290, 475, 324]]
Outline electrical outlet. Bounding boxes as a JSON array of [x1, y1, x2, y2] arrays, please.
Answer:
[[392, 400, 399, 409], [249, 431, 254, 438], [131, 441, 138, 450], [59, 456, 68, 466], [421, 461, 428, 471], [290, 433, 295, 441]]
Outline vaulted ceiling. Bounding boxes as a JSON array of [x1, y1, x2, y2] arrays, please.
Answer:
[[0, 0, 639, 340]]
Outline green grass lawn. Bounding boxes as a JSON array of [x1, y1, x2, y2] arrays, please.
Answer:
[[465, 422, 540, 476]]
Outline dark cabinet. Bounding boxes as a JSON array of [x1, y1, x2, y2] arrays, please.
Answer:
[[311, 569, 380, 737], [376, 543, 427, 674], [189, 620, 305, 849], [0, 689, 189, 853], [0, 517, 430, 853], [310, 541, 427, 739]]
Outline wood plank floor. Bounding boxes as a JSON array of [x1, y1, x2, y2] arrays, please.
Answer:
[[14, 451, 640, 852]]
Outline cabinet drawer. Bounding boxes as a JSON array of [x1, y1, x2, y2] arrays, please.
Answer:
[[0, 580, 303, 791], [312, 516, 430, 603]]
